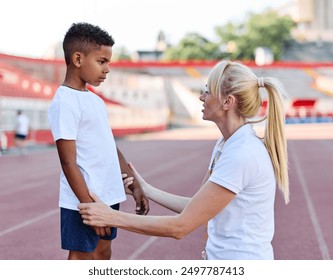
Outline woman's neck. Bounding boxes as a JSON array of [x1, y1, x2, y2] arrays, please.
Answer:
[[216, 117, 246, 141]]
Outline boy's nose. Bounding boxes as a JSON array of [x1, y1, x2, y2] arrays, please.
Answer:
[[104, 65, 110, 73]]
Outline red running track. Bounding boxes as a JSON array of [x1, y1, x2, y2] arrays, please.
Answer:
[[0, 123, 333, 260]]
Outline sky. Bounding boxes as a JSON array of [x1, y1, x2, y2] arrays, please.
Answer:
[[0, 0, 292, 58]]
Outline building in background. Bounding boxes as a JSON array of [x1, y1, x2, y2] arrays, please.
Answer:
[[278, 0, 333, 42], [276, 0, 333, 61], [132, 30, 170, 61]]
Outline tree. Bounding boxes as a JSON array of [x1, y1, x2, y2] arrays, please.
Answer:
[[215, 11, 294, 60], [163, 33, 222, 61], [112, 46, 131, 61], [162, 11, 293, 61]]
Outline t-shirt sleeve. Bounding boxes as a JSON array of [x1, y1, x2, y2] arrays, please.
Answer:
[[48, 96, 80, 141], [209, 147, 257, 194]]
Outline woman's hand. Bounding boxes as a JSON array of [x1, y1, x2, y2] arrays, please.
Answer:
[[122, 173, 134, 195], [127, 162, 150, 194], [78, 192, 114, 228]]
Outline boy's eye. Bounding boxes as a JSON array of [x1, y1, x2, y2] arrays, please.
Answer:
[[98, 59, 108, 65]]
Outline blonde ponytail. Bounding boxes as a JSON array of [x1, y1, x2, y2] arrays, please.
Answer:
[[263, 78, 289, 204]]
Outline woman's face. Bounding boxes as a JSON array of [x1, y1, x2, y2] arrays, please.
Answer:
[[199, 86, 224, 122]]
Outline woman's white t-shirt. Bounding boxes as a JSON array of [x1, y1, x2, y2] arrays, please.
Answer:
[[48, 86, 126, 210], [206, 124, 276, 260]]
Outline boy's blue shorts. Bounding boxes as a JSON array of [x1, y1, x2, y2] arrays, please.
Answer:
[[60, 203, 120, 252]]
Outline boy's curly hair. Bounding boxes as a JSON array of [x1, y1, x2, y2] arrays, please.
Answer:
[[63, 22, 115, 65]]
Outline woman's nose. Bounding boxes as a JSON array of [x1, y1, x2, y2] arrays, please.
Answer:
[[199, 92, 205, 101]]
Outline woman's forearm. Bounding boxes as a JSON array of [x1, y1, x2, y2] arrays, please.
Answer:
[[112, 211, 186, 239], [127, 163, 200, 213], [142, 168, 211, 213], [79, 181, 235, 240], [144, 184, 190, 214]]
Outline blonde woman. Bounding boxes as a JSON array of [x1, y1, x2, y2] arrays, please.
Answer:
[[79, 60, 289, 260]]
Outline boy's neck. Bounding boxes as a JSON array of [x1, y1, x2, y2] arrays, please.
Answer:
[[62, 83, 88, 92], [63, 73, 87, 92]]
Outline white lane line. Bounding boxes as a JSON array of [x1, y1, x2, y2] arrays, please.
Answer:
[[0, 179, 52, 196], [127, 236, 159, 260], [290, 142, 331, 260], [0, 209, 59, 237]]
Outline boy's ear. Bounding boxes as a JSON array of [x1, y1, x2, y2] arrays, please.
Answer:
[[72, 52, 82, 67]]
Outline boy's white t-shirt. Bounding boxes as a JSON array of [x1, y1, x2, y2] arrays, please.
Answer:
[[48, 86, 126, 210], [206, 124, 276, 260]]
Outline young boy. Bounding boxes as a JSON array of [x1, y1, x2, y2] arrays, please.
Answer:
[[48, 22, 149, 260]]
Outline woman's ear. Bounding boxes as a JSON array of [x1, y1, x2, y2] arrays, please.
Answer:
[[222, 95, 235, 110]]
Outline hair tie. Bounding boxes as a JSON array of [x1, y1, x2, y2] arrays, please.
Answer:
[[257, 77, 265, 88]]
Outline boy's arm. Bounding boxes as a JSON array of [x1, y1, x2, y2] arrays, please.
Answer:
[[117, 147, 149, 215], [56, 139, 93, 203], [56, 139, 110, 236]]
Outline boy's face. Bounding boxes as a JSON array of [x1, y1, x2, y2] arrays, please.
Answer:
[[79, 45, 112, 87]]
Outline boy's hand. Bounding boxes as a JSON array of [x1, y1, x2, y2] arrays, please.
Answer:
[[128, 180, 149, 215], [122, 164, 149, 215], [93, 226, 111, 236], [116, 148, 149, 215]]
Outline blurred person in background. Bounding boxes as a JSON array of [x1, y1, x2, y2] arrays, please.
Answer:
[[0, 129, 8, 155], [14, 110, 30, 155]]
